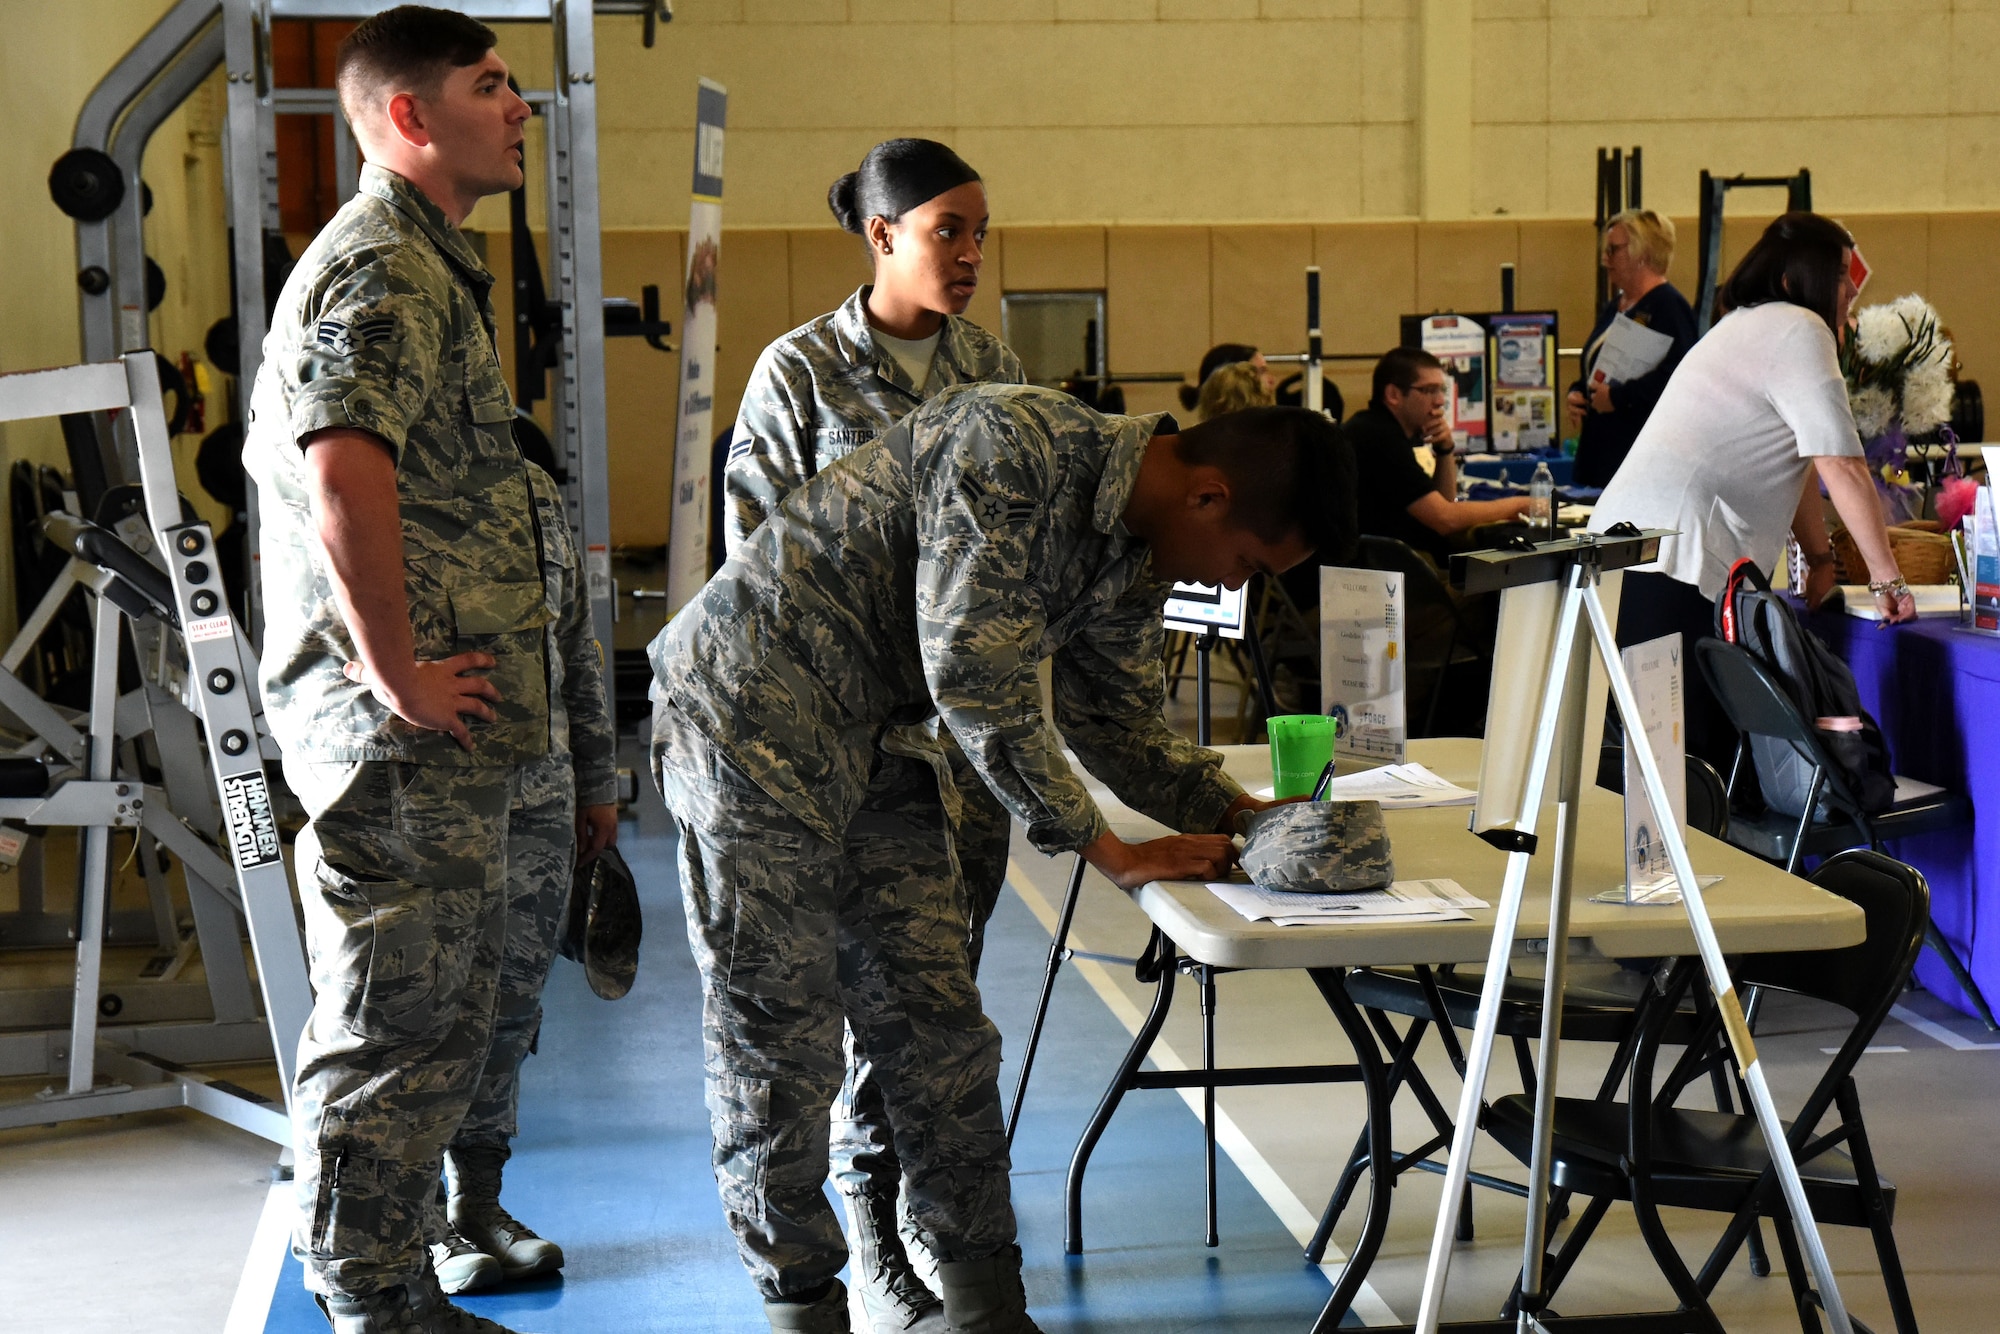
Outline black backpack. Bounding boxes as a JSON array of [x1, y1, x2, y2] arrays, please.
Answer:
[[1714, 559, 1896, 820]]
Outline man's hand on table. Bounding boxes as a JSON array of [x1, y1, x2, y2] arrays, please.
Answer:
[[1080, 829, 1239, 891]]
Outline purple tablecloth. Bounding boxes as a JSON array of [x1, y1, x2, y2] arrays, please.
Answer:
[[1808, 610, 2000, 1021]]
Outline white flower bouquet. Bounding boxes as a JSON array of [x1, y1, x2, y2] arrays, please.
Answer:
[[1841, 294, 1958, 520]]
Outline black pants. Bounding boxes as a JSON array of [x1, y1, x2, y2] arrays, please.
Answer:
[[1597, 570, 1740, 788]]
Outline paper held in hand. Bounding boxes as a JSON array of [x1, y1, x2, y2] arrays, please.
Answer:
[[1210, 877, 1484, 928], [1589, 313, 1675, 388]]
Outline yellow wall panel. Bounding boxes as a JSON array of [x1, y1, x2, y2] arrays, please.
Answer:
[[1417, 221, 1519, 315], [1211, 227, 1315, 362], [1003, 227, 1107, 290], [1846, 215, 1931, 311], [712, 228, 796, 438], [1105, 227, 1211, 380], [1927, 217, 2000, 399], [1314, 222, 1418, 356], [788, 229, 874, 327], [1515, 219, 1598, 350], [602, 231, 688, 547]]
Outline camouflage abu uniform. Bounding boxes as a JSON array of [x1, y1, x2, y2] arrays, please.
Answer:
[[245, 162, 550, 1301], [651, 383, 1244, 1298], [723, 285, 1024, 1209], [452, 462, 617, 1152]]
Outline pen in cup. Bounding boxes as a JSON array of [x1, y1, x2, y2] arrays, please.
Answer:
[[1310, 759, 1337, 801]]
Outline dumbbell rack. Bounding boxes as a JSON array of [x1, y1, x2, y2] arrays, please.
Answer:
[[0, 352, 309, 1144]]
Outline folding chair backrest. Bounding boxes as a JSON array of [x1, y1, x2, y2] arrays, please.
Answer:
[[1696, 637, 1819, 753], [1684, 755, 1729, 841], [1740, 850, 1929, 1080], [1356, 535, 1457, 655]]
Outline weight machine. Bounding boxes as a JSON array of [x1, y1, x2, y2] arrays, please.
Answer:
[[1694, 167, 1813, 337], [20, 0, 671, 1130], [0, 354, 310, 1143]]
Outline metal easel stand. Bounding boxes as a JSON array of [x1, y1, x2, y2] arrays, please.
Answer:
[[0, 355, 310, 1146], [1406, 551, 1854, 1334]]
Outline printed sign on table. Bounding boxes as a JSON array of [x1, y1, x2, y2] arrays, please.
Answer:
[[1321, 567, 1406, 762], [1621, 632, 1687, 902]]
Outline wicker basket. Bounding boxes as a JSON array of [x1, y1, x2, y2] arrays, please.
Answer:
[[1829, 520, 1958, 586]]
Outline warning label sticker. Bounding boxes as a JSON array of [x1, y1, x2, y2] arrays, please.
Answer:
[[220, 772, 283, 870], [187, 614, 234, 643]]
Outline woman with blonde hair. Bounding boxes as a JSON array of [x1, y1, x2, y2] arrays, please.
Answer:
[[1195, 359, 1276, 421], [1567, 207, 1698, 488]]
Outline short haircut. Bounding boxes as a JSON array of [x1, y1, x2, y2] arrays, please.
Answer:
[[1605, 207, 1676, 275], [1174, 407, 1357, 562], [1718, 212, 1854, 335], [1370, 346, 1443, 408], [335, 6, 497, 130], [1194, 361, 1275, 422], [1179, 342, 1259, 411]]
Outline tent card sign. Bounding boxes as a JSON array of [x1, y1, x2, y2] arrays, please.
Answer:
[[1320, 568, 1406, 762], [1164, 582, 1247, 638], [1621, 632, 1687, 903]]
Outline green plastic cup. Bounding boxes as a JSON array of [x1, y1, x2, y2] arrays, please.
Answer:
[[1268, 713, 1339, 800]]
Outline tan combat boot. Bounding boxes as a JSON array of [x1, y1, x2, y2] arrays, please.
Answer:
[[843, 1192, 948, 1333], [445, 1145, 564, 1281], [935, 1245, 1044, 1334]]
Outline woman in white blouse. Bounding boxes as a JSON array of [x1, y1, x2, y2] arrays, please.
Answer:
[[1591, 212, 1915, 773]]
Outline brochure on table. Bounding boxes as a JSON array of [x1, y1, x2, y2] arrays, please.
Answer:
[[1974, 483, 2000, 634], [1621, 632, 1687, 904], [1321, 567, 1406, 762]]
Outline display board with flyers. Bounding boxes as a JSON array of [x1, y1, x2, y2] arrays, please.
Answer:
[[1400, 310, 1561, 454]]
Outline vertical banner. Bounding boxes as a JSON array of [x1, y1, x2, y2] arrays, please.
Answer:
[[1621, 632, 1686, 902], [1418, 314, 1487, 453], [1321, 568, 1406, 763], [666, 78, 728, 613]]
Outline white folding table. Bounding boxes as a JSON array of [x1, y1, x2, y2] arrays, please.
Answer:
[[1060, 740, 1865, 1331]]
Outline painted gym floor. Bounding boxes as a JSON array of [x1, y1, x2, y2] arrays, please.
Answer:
[[244, 774, 1349, 1334]]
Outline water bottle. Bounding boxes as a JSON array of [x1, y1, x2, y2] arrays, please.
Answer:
[[1528, 460, 1555, 537]]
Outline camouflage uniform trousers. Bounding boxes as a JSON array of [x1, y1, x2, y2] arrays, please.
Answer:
[[454, 748, 578, 1150], [286, 757, 522, 1298], [830, 732, 1012, 1201], [655, 705, 1016, 1300]]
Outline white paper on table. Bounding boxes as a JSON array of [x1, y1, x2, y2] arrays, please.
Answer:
[[1588, 313, 1675, 387], [1210, 877, 1483, 927], [1250, 764, 1476, 809]]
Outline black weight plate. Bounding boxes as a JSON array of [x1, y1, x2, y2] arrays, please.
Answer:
[[48, 148, 124, 222]]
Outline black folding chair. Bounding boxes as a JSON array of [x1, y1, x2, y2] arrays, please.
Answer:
[[1482, 849, 1927, 1334], [1354, 536, 1488, 738], [1696, 637, 1994, 1031], [1305, 754, 1745, 1265]]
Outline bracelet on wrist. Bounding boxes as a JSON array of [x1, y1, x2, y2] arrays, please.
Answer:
[[1867, 576, 1910, 600]]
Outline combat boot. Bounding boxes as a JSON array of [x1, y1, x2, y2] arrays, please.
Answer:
[[446, 1145, 564, 1280], [844, 1192, 949, 1334], [315, 1283, 519, 1334], [764, 1278, 852, 1333], [935, 1245, 1044, 1334], [427, 1230, 502, 1295]]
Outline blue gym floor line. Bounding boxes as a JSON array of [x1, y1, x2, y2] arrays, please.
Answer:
[[259, 800, 1351, 1332]]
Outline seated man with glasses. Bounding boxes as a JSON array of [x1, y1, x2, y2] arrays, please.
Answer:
[[1347, 347, 1532, 563]]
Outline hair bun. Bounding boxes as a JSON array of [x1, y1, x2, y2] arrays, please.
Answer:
[[827, 172, 863, 234], [1178, 383, 1201, 411]]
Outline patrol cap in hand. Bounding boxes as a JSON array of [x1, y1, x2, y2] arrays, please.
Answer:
[[559, 845, 643, 1000], [1237, 800, 1394, 893]]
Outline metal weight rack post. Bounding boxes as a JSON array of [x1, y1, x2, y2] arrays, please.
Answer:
[[1399, 530, 1855, 1334], [0, 354, 311, 1144]]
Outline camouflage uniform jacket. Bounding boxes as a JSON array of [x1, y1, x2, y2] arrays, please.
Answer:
[[528, 464, 618, 807], [722, 284, 1024, 554], [245, 164, 550, 766], [653, 383, 1243, 855]]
